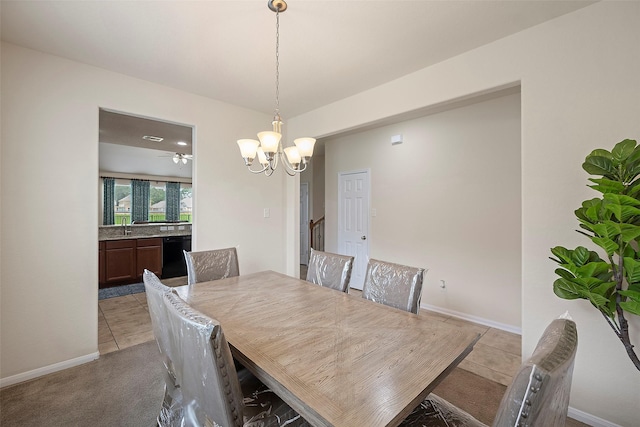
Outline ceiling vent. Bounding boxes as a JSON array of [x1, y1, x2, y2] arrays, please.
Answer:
[[142, 135, 164, 142]]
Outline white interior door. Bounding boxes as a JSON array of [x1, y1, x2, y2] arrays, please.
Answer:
[[300, 182, 310, 265], [338, 170, 370, 290]]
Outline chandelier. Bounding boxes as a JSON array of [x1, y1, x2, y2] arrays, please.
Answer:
[[237, 0, 315, 177]]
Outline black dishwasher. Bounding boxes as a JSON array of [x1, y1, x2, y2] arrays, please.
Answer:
[[162, 236, 192, 279]]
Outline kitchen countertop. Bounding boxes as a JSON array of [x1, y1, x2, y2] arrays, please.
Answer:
[[99, 223, 192, 241]]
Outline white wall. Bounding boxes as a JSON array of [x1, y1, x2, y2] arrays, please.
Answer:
[[324, 92, 522, 328], [0, 42, 288, 382], [288, 2, 640, 426]]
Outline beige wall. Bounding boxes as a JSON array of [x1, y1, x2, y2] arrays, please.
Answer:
[[324, 92, 522, 329], [288, 2, 640, 426], [0, 42, 288, 383]]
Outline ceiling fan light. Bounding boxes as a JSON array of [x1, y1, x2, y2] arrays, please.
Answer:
[[173, 155, 179, 164], [181, 157, 187, 164]]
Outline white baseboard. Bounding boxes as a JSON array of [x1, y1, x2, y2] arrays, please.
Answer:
[[420, 303, 522, 335], [568, 406, 623, 427], [0, 351, 100, 388]]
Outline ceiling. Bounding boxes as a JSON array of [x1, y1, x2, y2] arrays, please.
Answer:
[[99, 109, 192, 155], [1, 0, 595, 119]]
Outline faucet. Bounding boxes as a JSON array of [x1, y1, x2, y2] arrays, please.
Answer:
[[122, 217, 132, 236]]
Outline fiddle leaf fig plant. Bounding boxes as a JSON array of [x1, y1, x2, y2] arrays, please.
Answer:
[[550, 138, 640, 371]]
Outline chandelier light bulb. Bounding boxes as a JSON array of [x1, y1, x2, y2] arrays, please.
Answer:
[[284, 146, 302, 167]]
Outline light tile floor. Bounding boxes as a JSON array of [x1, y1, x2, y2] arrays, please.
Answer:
[[98, 272, 521, 386]]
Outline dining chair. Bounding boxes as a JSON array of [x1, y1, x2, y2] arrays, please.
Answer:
[[142, 269, 183, 427], [183, 247, 239, 285], [162, 290, 310, 427], [305, 248, 354, 293], [400, 316, 579, 427], [361, 258, 425, 314]]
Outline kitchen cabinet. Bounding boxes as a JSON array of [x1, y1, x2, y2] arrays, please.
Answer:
[[136, 238, 162, 279], [104, 239, 137, 285], [99, 237, 163, 288], [99, 241, 106, 284]]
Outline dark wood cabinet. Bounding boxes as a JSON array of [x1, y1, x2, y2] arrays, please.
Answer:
[[104, 239, 137, 284], [99, 237, 163, 288], [99, 241, 106, 285], [136, 238, 162, 279]]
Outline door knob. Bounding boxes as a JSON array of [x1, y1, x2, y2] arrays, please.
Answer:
[[361, 236, 367, 240]]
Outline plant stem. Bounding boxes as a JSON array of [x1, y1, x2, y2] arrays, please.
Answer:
[[615, 303, 640, 371]]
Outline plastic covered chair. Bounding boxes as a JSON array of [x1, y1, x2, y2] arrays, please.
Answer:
[[361, 259, 425, 314], [142, 269, 183, 426], [183, 247, 239, 285], [400, 316, 579, 427], [162, 291, 311, 427], [305, 248, 354, 293]]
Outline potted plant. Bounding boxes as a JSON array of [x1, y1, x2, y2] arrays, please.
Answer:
[[550, 139, 640, 371]]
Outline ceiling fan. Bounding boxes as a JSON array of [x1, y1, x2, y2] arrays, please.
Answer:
[[172, 153, 193, 164]]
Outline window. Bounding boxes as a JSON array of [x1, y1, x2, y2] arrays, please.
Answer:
[[114, 179, 132, 225], [180, 184, 192, 222], [101, 177, 192, 225], [149, 182, 167, 221]]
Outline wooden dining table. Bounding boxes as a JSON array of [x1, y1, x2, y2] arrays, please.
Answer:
[[175, 270, 480, 427]]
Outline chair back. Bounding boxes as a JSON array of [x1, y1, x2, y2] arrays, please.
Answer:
[[143, 270, 174, 362], [362, 259, 425, 314], [184, 247, 239, 285], [306, 248, 354, 292], [163, 291, 245, 427], [142, 270, 183, 425], [492, 318, 578, 427]]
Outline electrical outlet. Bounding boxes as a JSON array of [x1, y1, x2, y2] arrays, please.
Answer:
[[440, 280, 446, 290]]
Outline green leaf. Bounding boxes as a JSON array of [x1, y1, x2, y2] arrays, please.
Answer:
[[623, 257, 640, 283], [585, 205, 601, 222], [588, 177, 626, 194], [620, 300, 640, 316], [604, 193, 640, 207], [591, 222, 620, 238], [573, 276, 607, 290], [553, 278, 582, 300], [591, 237, 618, 255], [619, 289, 640, 302], [591, 281, 616, 297], [624, 161, 640, 182], [571, 246, 590, 267], [624, 140, 640, 161], [586, 292, 611, 309], [583, 156, 616, 177], [550, 247, 573, 264], [554, 268, 575, 280], [619, 223, 640, 244], [611, 139, 637, 161], [587, 149, 613, 160], [604, 204, 640, 222], [575, 262, 611, 278], [619, 289, 640, 315]]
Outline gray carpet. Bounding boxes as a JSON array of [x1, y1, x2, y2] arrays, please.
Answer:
[[0, 341, 164, 427], [0, 341, 587, 427]]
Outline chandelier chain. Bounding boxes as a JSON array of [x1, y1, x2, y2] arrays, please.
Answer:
[[275, 9, 280, 117]]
